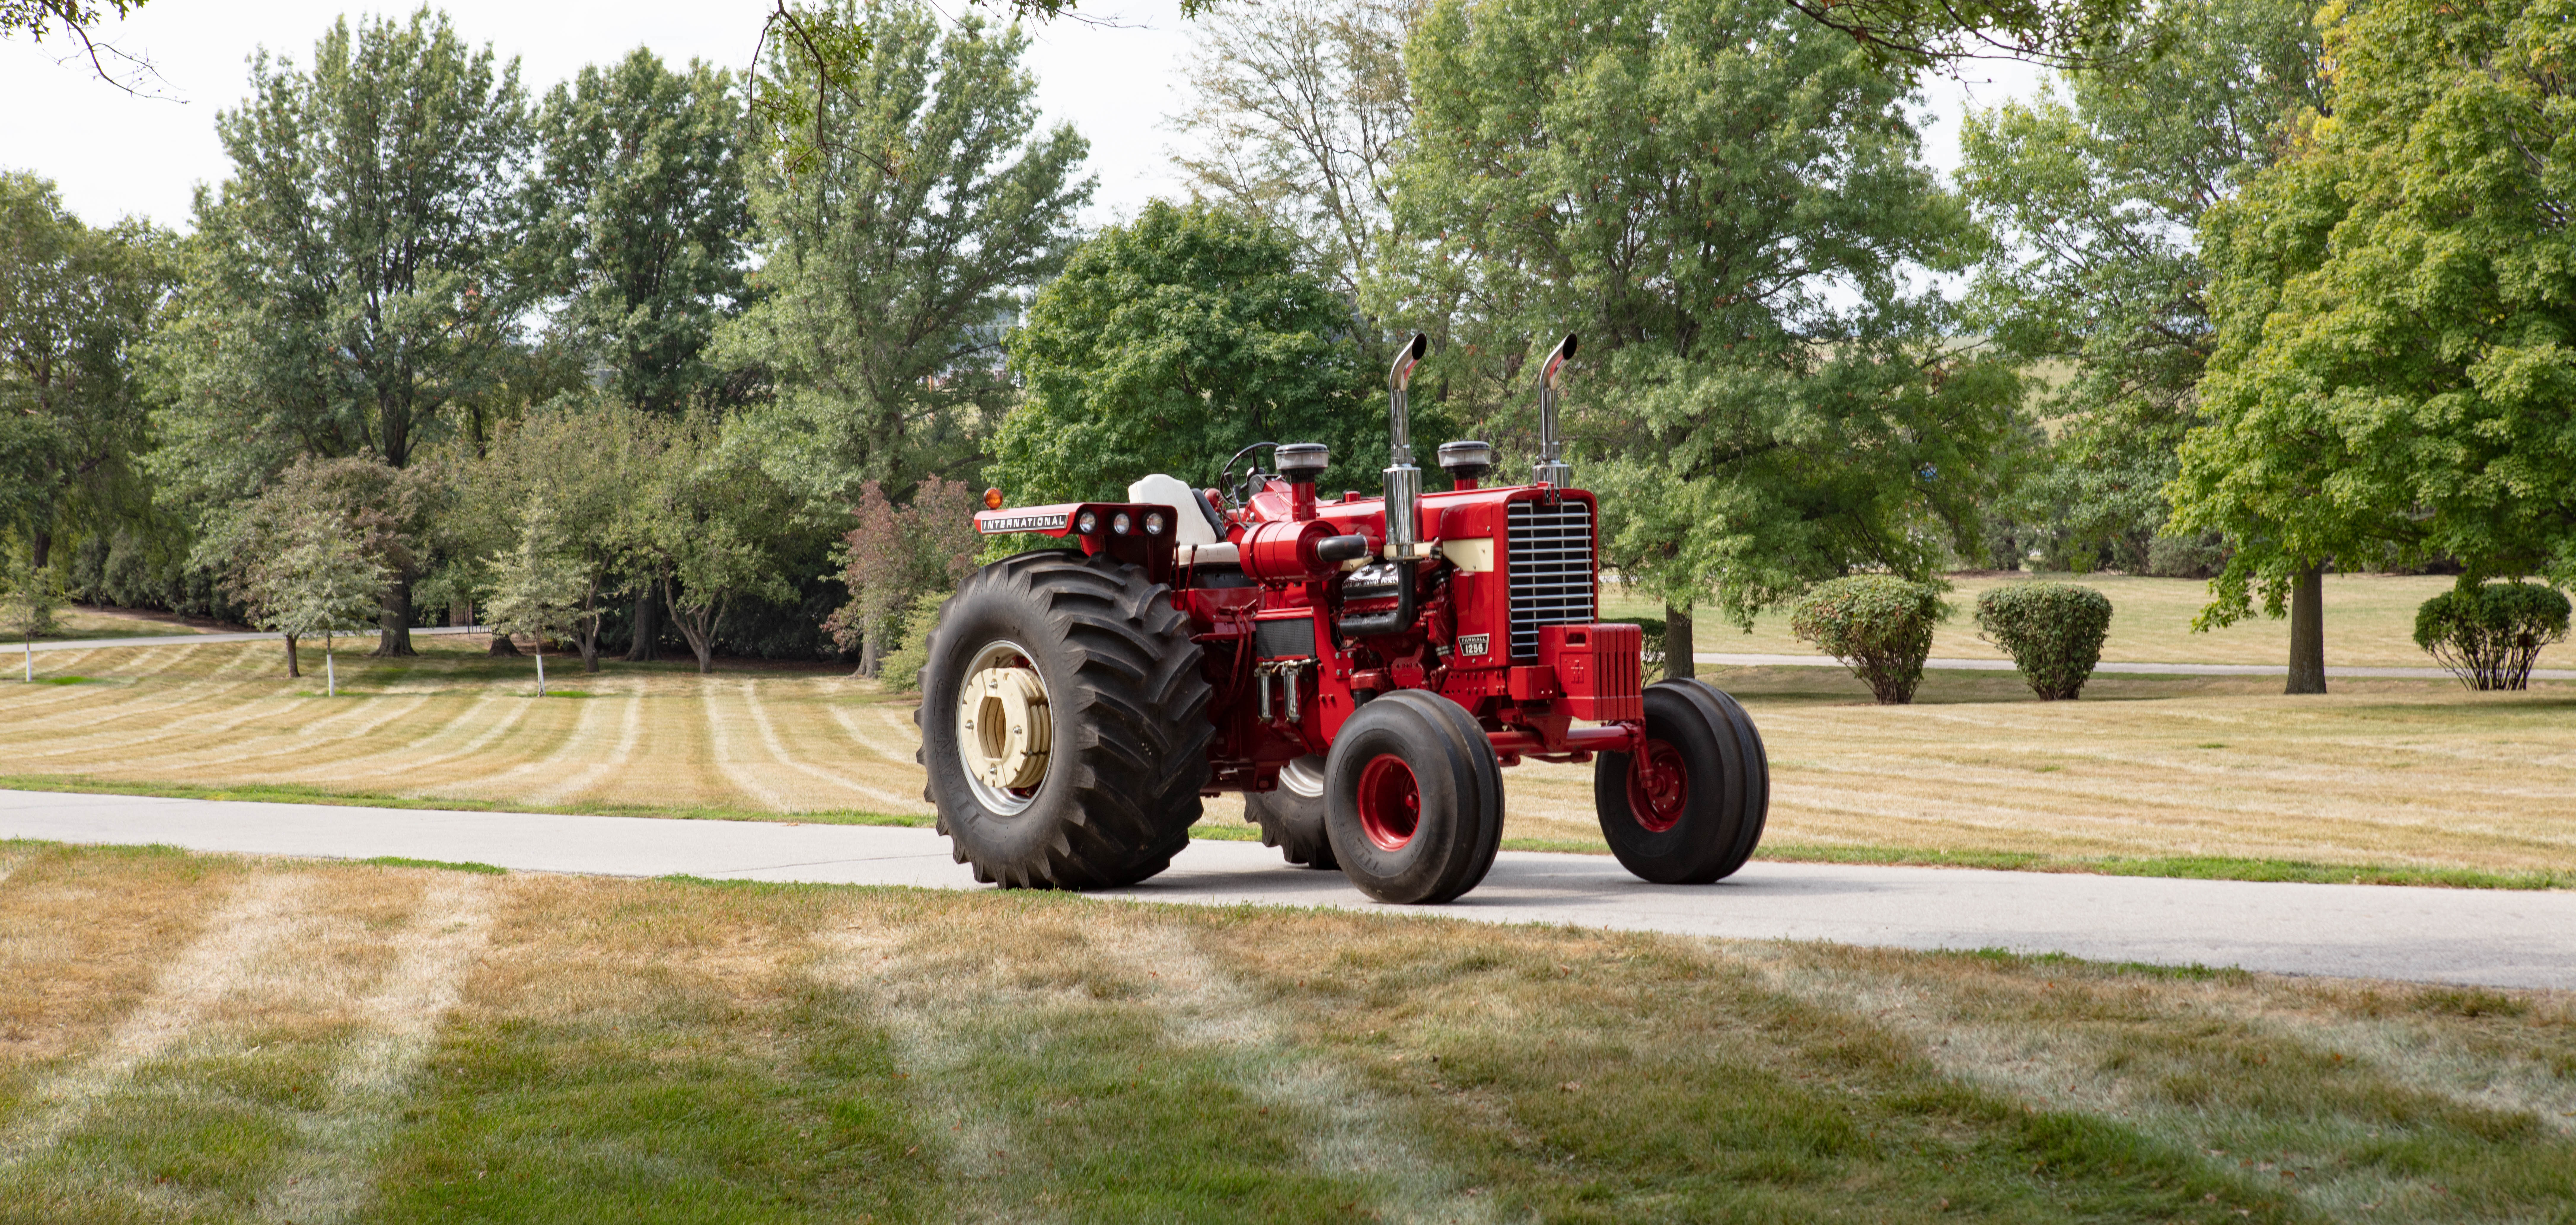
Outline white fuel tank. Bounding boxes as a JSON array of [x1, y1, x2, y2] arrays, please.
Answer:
[[1126, 473, 1220, 547]]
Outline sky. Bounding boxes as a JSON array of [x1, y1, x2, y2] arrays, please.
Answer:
[[1, 0, 2047, 235]]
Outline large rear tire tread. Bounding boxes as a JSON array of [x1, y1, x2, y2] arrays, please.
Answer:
[[1593, 678, 1769, 884], [916, 549, 1213, 889], [1246, 757, 1337, 869]]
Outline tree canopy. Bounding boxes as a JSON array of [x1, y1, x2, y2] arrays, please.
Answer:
[[1388, 0, 2022, 630], [0, 171, 172, 572], [719, 0, 1091, 510], [526, 49, 751, 416], [2172, 0, 2576, 619], [992, 200, 1407, 504], [1958, 0, 2321, 573]]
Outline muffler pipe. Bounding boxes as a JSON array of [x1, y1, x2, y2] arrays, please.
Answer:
[[1384, 333, 1429, 559], [1533, 333, 1577, 488]]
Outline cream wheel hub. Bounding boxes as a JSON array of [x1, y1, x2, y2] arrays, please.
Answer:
[[958, 653, 1051, 804]]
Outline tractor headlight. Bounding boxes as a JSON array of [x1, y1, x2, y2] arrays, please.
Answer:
[[1144, 512, 1166, 536], [1077, 510, 1099, 534], [1112, 512, 1133, 535]]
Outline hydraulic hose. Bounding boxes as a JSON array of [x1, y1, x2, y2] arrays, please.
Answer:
[[1333, 559, 1418, 641]]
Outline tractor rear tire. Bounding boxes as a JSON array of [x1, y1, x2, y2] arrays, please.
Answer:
[[916, 549, 1213, 889], [1247, 756, 1337, 869], [1323, 691, 1504, 904], [1593, 678, 1769, 883]]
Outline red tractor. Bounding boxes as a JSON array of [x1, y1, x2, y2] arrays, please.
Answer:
[[918, 334, 1768, 903]]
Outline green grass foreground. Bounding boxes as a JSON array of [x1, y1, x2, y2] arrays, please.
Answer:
[[1, 843, 2569, 1224], [5, 771, 2562, 892]]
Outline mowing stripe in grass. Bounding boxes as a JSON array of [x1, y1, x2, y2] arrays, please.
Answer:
[[0, 871, 312, 1167], [527, 686, 645, 806], [701, 684, 798, 812], [1094, 920, 1493, 1224], [1743, 943, 2576, 1219], [811, 927, 1065, 1220], [280, 687, 525, 785], [738, 680, 930, 814], [0, 773, 929, 828], [826, 702, 916, 766], [262, 874, 498, 1224]]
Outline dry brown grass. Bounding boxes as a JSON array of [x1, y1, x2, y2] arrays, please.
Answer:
[[1603, 571, 2490, 668], [0, 847, 2568, 1222], [1503, 669, 2576, 873], [9, 639, 2576, 880], [1, 639, 935, 820]]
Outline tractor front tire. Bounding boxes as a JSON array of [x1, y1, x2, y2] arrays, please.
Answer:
[[917, 550, 1213, 889], [1593, 678, 1769, 883], [1247, 756, 1337, 869], [1323, 691, 1504, 904]]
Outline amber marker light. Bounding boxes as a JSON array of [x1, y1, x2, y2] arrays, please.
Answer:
[[983, 487, 1004, 510]]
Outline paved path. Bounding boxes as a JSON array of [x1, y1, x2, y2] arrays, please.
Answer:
[[1693, 650, 2576, 681], [5, 789, 2569, 990], [23, 625, 488, 653]]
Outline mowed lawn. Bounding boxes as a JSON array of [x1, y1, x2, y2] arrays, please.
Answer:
[[5, 630, 2576, 881], [1602, 571, 2470, 668], [0, 843, 2570, 1224]]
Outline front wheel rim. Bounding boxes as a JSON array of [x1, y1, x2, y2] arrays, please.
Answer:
[[956, 640, 1051, 815], [1625, 739, 1688, 833], [1354, 754, 1421, 851]]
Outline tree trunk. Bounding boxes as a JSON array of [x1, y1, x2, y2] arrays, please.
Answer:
[[624, 586, 661, 662], [579, 580, 601, 674], [2286, 562, 2327, 695], [1663, 601, 1695, 681], [30, 528, 51, 571], [666, 578, 716, 674], [488, 630, 521, 656], [373, 575, 417, 657], [284, 633, 300, 678], [859, 612, 882, 678]]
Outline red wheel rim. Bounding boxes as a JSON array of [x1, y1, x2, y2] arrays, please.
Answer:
[[1625, 739, 1688, 834], [1354, 754, 1421, 851]]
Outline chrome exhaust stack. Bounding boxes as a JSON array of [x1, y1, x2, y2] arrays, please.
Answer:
[[1533, 333, 1577, 488], [1383, 333, 1431, 559]]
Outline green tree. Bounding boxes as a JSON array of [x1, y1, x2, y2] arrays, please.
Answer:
[[992, 201, 1407, 503], [718, 0, 1091, 508], [192, 454, 447, 676], [525, 49, 751, 661], [147, 7, 532, 655], [266, 510, 388, 697], [1958, 0, 2322, 573], [2169, 0, 2576, 694], [632, 415, 791, 673], [824, 475, 981, 676], [527, 49, 750, 414], [1386, 0, 2021, 673], [1171, 0, 1418, 305], [456, 402, 661, 672], [0, 545, 67, 681], [483, 493, 585, 695], [0, 172, 175, 572]]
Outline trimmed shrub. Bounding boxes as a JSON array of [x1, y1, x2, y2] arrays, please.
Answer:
[[2413, 582, 2570, 691], [1791, 576, 1947, 705], [1633, 615, 1667, 682], [878, 590, 948, 692], [1975, 582, 2113, 700]]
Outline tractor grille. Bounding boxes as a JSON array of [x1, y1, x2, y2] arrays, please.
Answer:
[[1506, 500, 1596, 658]]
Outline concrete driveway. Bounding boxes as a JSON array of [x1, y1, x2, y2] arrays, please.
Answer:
[[4, 787, 2570, 990]]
